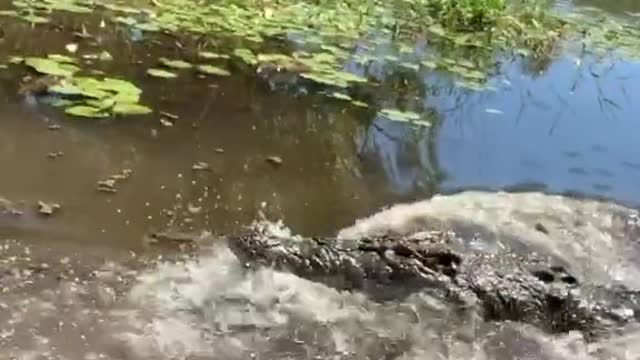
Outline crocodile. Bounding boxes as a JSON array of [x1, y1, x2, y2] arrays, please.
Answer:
[[227, 227, 640, 340]]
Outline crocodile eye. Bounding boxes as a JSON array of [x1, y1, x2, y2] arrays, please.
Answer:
[[560, 275, 578, 285], [532, 270, 555, 283]]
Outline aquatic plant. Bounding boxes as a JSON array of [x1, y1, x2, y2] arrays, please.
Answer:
[[1, 0, 639, 119], [16, 55, 152, 118]]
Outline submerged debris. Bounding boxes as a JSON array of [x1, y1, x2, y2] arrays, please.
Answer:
[[47, 151, 64, 159], [37, 201, 60, 216], [192, 162, 211, 171], [159, 118, 174, 127], [187, 203, 202, 214], [97, 169, 132, 193], [265, 156, 283, 166], [97, 179, 118, 193], [143, 229, 205, 252], [0, 197, 23, 216], [18, 75, 60, 95], [159, 111, 178, 120]]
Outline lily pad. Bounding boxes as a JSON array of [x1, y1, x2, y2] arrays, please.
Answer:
[[257, 53, 294, 63], [233, 48, 257, 65], [114, 16, 136, 25], [135, 22, 161, 32], [327, 92, 352, 101], [49, 99, 76, 107], [198, 51, 230, 60], [96, 78, 142, 95], [112, 103, 153, 115], [300, 72, 348, 88], [65, 105, 109, 118], [159, 57, 193, 69], [421, 60, 438, 69], [19, 13, 49, 24], [351, 100, 369, 108], [400, 62, 420, 71], [379, 109, 431, 127], [112, 91, 141, 104], [85, 98, 116, 110], [25, 57, 79, 77], [102, 3, 141, 14], [147, 68, 178, 78], [47, 54, 77, 64], [49, 82, 85, 96], [48, 2, 92, 13], [196, 65, 231, 76]]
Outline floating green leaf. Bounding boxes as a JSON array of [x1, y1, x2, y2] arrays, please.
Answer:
[[421, 60, 438, 69], [379, 109, 431, 127], [41, 69, 149, 119], [159, 57, 193, 69], [300, 72, 348, 88], [196, 65, 231, 76], [96, 78, 142, 95], [51, 3, 91, 13], [233, 48, 257, 65], [257, 53, 294, 63], [19, 13, 49, 24], [198, 51, 230, 60], [85, 98, 116, 110], [400, 62, 419, 71], [327, 92, 352, 101], [135, 22, 161, 32], [49, 99, 76, 107], [112, 103, 152, 115], [332, 71, 367, 83], [49, 82, 85, 96], [101, 3, 140, 14], [47, 54, 76, 64], [24, 57, 79, 77], [351, 100, 369, 108], [147, 68, 178, 78], [114, 16, 136, 25], [65, 105, 109, 118]]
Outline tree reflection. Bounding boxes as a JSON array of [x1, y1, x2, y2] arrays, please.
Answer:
[[573, 0, 640, 15]]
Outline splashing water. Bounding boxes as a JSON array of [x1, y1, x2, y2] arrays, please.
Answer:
[[2, 191, 640, 359]]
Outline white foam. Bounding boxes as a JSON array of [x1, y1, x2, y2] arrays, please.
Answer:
[[4, 191, 640, 359], [339, 191, 640, 287]]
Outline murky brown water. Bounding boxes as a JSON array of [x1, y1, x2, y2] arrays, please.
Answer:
[[0, 15, 416, 251], [2, 1, 640, 359], [0, 17, 425, 357]]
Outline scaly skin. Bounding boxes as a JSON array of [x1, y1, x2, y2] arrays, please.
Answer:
[[227, 228, 640, 340]]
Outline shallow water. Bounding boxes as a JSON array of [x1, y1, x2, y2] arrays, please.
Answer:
[[1, 0, 640, 358], [3, 191, 640, 359]]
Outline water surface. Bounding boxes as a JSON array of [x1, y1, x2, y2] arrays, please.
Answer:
[[1, 0, 640, 358]]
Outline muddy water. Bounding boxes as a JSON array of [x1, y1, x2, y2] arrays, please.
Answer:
[[3, 192, 640, 359], [1, 1, 640, 359], [0, 18, 408, 248]]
